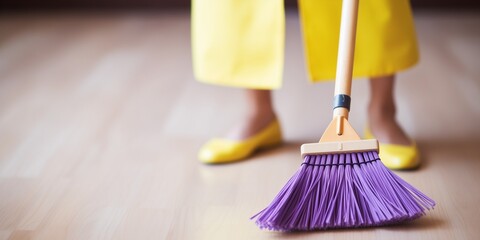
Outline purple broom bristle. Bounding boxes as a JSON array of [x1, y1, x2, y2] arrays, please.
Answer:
[[251, 151, 435, 231]]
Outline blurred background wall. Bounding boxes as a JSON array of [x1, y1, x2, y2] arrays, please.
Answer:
[[1, 0, 480, 10]]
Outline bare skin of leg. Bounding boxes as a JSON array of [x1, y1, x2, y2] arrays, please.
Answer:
[[368, 75, 411, 145], [226, 89, 277, 140], [225, 77, 410, 144]]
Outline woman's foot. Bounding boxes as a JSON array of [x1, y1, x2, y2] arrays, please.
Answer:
[[198, 90, 283, 164], [198, 117, 282, 164], [368, 75, 420, 170]]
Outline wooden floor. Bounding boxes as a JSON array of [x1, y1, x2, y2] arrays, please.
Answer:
[[0, 10, 479, 240]]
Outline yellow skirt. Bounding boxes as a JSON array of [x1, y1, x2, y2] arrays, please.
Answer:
[[192, 0, 419, 89]]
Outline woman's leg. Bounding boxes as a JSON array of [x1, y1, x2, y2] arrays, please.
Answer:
[[227, 89, 277, 140], [368, 75, 411, 145]]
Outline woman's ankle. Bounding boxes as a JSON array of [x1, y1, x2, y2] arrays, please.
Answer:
[[368, 106, 411, 146], [226, 111, 277, 140], [221, 89, 277, 140]]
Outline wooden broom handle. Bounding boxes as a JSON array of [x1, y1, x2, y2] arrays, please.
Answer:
[[333, 0, 359, 121]]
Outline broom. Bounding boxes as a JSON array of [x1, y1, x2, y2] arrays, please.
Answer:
[[251, 0, 435, 231]]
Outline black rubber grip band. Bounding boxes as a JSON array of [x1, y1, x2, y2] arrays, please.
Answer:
[[301, 158, 380, 167], [333, 94, 351, 111]]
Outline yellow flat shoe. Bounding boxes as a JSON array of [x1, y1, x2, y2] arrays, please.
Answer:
[[198, 119, 283, 164], [364, 127, 420, 170]]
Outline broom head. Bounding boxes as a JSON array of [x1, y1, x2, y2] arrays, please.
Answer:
[[252, 117, 435, 231]]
